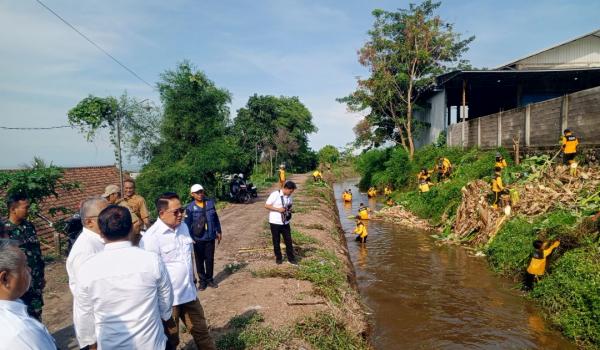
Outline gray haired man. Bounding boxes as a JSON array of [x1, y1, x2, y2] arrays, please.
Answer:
[[0, 239, 57, 349]]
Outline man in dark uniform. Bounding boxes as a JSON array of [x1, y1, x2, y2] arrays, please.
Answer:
[[4, 193, 45, 321]]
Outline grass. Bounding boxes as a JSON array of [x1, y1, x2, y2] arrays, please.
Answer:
[[216, 311, 290, 350], [291, 229, 319, 245], [295, 312, 368, 350]]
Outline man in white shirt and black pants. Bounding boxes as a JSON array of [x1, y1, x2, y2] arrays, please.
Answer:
[[74, 205, 174, 350], [265, 180, 297, 265], [141, 192, 216, 350]]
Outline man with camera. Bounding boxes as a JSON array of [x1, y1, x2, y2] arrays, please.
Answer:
[[265, 180, 297, 265]]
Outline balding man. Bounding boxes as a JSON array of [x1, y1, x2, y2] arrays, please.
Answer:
[[0, 239, 57, 349], [66, 197, 109, 349]]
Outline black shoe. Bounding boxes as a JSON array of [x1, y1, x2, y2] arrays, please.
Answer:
[[276, 259, 283, 265], [208, 280, 218, 288], [198, 282, 207, 291]]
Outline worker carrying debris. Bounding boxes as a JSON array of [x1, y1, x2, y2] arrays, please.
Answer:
[[342, 189, 352, 202], [418, 168, 432, 193], [495, 153, 508, 169], [367, 187, 377, 198], [384, 186, 392, 196], [353, 219, 368, 243], [357, 203, 370, 220], [436, 157, 452, 182], [312, 169, 323, 182], [491, 166, 505, 208], [525, 239, 560, 290]]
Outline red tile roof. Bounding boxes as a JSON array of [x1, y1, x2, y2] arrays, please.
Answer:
[[30, 165, 130, 254]]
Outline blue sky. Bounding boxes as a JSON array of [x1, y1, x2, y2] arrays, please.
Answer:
[[0, 0, 598, 169]]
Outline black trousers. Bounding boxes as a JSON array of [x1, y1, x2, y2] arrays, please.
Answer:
[[193, 240, 215, 283], [270, 223, 295, 262]]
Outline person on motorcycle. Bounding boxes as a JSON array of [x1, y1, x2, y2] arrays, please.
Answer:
[[230, 174, 241, 198]]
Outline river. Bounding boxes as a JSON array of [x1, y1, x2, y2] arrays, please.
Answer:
[[334, 180, 575, 349]]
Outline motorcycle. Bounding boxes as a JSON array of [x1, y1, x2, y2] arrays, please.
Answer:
[[234, 183, 251, 203]]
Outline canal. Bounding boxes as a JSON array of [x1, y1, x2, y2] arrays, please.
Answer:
[[334, 180, 574, 349]]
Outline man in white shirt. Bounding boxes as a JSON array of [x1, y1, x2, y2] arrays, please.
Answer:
[[141, 192, 216, 350], [75, 205, 173, 350], [66, 197, 108, 349], [265, 180, 297, 265], [0, 239, 57, 350]]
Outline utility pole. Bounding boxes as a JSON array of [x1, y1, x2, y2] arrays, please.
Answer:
[[116, 112, 124, 193]]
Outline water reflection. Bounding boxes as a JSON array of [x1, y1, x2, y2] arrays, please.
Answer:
[[335, 180, 574, 350]]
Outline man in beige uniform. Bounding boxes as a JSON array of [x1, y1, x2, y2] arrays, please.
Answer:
[[101, 184, 142, 238], [122, 179, 150, 244]]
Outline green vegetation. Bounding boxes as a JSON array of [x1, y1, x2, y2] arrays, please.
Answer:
[[295, 312, 368, 350], [291, 229, 319, 245], [317, 145, 340, 165], [216, 311, 290, 350]]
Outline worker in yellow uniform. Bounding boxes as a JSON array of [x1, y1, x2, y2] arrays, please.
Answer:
[[418, 168, 431, 193], [367, 187, 377, 198], [357, 203, 370, 220], [384, 186, 392, 196], [278, 164, 286, 188], [495, 152, 508, 169], [436, 157, 452, 182], [353, 219, 368, 243], [491, 166, 504, 208], [525, 239, 560, 290], [560, 128, 579, 165], [312, 169, 322, 182], [342, 189, 352, 202]]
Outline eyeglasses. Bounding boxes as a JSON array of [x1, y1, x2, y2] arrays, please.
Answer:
[[166, 207, 185, 216]]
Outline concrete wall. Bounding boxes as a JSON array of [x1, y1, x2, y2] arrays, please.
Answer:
[[448, 85, 600, 149]]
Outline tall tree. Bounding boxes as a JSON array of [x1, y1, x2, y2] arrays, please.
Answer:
[[233, 94, 317, 173], [342, 0, 473, 158]]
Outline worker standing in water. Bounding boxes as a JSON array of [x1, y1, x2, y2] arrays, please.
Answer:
[[367, 187, 377, 198], [353, 219, 368, 244], [436, 157, 452, 182], [525, 238, 560, 290], [357, 203, 370, 220], [560, 128, 579, 176], [418, 168, 431, 193], [342, 189, 352, 202]]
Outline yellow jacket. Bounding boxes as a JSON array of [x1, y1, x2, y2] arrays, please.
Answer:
[[354, 223, 368, 239], [358, 206, 369, 220], [527, 241, 560, 276], [495, 159, 508, 169], [439, 158, 451, 173], [384, 187, 392, 196], [312, 170, 321, 177], [491, 175, 504, 193], [278, 169, 286, 182], [367, 188, 377, 197], [342, 192, 352, 202], [561, 134, 579, 154]]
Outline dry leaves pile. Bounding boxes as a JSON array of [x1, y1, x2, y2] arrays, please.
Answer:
[[371, 205, 434, 231], [453, 165, 600, 246]]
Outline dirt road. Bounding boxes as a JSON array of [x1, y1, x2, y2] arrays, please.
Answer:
[[45, 174, 367, 349]]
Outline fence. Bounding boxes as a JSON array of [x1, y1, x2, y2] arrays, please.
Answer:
[[447, 86, 600, 149]]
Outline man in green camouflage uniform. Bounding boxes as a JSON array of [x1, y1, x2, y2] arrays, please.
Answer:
[[5, 193, 45, 321]]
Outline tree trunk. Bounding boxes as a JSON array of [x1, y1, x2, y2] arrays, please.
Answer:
[[406, 101, 415, 160], [269, 149, 273, 177]]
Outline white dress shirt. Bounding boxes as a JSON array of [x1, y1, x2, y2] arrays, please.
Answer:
[[266, 190, 293, 225], [74, 241, 173, 350], [66, 228, 105, 347], [0, 299, 56, 350], [141, 218, 197, 306], [66, 228, 105, 295]]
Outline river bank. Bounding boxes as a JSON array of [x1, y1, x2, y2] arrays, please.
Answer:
[[43, 174, 369, 349]]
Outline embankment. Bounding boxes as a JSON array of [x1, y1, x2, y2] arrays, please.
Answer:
[[201, 173, 369, 349]]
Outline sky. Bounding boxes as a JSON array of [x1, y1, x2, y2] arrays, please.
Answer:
[[0, 0, 599, 169]]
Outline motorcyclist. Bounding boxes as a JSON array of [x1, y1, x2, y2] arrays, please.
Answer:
[[230, 174, 241, 198]]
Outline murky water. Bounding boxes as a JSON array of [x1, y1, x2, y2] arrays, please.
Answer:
[[335, 180, 575, 350]]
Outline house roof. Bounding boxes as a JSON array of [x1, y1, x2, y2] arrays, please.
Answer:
[[21, 165, 128, 253], [496, 28, 600, 70]]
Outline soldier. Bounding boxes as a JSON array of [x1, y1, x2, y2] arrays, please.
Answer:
[[102, 184, 141, 239], [4, 193, 45, 321]]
